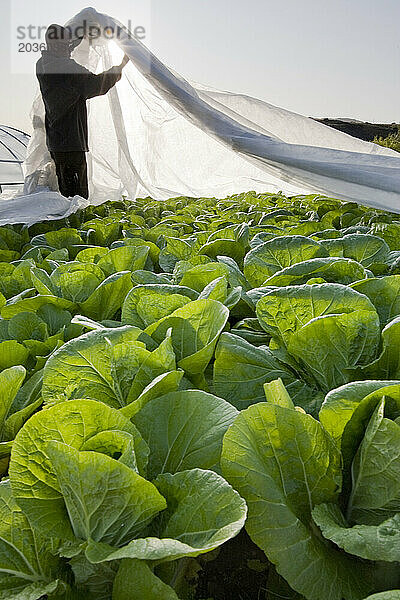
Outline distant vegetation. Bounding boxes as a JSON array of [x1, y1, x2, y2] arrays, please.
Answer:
[[316, 118, 400, 152], [374, 125, 400, 152], [316, 118, 398, 142]]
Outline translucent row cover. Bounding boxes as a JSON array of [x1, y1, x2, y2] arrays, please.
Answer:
[[1, 7, 400, 226], [26, 8, 400, 210]]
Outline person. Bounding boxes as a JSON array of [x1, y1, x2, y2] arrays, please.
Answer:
[[36, 24, 129, 199]]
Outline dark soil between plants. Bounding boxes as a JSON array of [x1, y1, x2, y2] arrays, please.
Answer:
[[195, 530, 270, 600]]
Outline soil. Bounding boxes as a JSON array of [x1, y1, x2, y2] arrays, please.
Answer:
[[195, 530, 270, 600]]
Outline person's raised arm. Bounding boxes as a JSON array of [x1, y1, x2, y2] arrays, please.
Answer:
[[120, 55, 130, 68], [82, 54, 130, 99]]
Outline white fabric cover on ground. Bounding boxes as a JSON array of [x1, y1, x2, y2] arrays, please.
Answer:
[[1, 6, 400, 226]]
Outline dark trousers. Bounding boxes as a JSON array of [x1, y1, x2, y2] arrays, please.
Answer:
[[50, 151, 89, 199]]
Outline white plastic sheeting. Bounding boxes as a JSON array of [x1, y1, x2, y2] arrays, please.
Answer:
[[1, 6, 400, 226], [0, 126, 30, 189]]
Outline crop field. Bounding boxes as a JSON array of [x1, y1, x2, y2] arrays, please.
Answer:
[[0, 191, 400, 600]]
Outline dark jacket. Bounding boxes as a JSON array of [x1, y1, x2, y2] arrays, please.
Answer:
[[36, 51, 122, 152]]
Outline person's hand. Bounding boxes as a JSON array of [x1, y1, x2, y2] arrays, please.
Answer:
[[69, 36, 83, 52], [120, 54, 129, 68]]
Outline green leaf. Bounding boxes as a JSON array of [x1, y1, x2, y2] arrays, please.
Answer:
[[256, 283, 376, 345], [0, 262, 33, 300], [351, 276, 400, 326], [131, 270, 172, 285], [347, 399, 400, 525], [213, 333, 311, 410], [0, 366, 25, 438], [159, 237, 193, 272], [47, 441, 166, 545], [68, 555, 118, 600], [286, 220, 325, 236], [120, 370, 184, 418], [198, 276, 228, 303], [319, 380, 400, 443], [58, 271, 102, 303], [0, 341, 29, 371], [121, 285, 196, 329], [216, 255, 251, 291], [361, 593, 400, 600], [44, 228, 82, 249], [97, 246, 149, 277], [79, 272, 133, 321], [46, 247, 69, 261], [112, 559, 179, 600], [221, 403, 372, 600], [244, 236, 328, 287], [8, 313, 48, 343], [339, 385, 400, 504], [287, 311, 380, 392], [0, 227, 24, 251], [75, 246, 109, 263], [131, 390, 238, 479], [50, 262, 105, 287], [0, 367, 42, 445], [370, 221, 400, 250], [313, 503, 400, 562], [146, 300, 229, 374], [263, 257, 367, 287], [263, 378, 295, 409], [119, 237, 160, 265], [125, 331, 176, 403], [0, 580, 63, 600], [320, 234, 390, 267], [42, 326, 144, 408], [9, 399, 147, 539], [155, 469, 242, 555], [30, 267, 58, 296], [81, 430, 141, 472], [1, 296, 76, 319], [85, 469, 246, 564], [82, 220, 122, 247], [360, 317, 400, 379], [37, 304, 72, 336], [199, 238, 246, 264], [23, 334, 62, 360], [178, 263, 229, 292], [0, 319, 9, 342], [3, 397, 43, 442], [70, 314, 108, 331], [0, 480, 61, 598], [11, 369, 43, 413]]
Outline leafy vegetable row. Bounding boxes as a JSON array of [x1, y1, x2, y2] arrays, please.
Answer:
[[0, 191, 399, 599]]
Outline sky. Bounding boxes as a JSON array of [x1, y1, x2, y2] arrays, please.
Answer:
[[1, 0, 400, 134]]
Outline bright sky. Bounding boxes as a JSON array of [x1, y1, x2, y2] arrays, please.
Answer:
[[1, 0, 400, 133]]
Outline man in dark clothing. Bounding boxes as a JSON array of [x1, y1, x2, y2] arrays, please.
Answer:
[[36, 24, 129, 199]]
